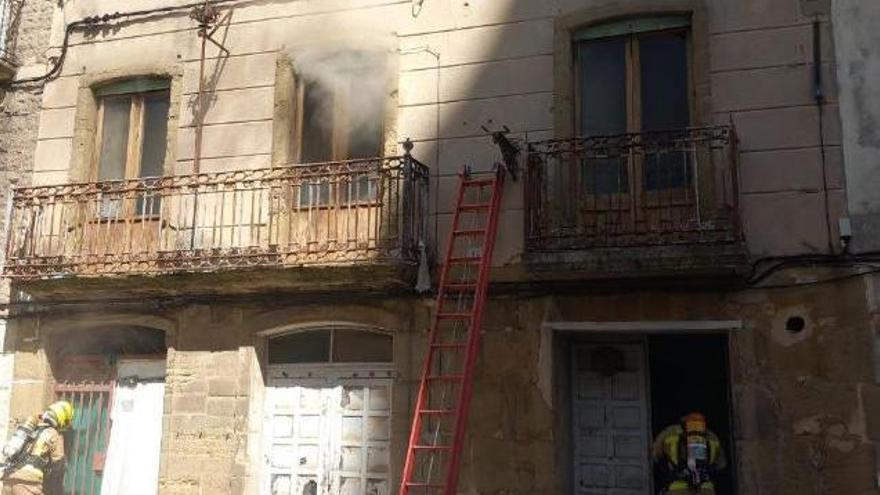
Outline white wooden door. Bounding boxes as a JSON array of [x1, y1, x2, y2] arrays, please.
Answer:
[[101, 359, 166, 495], [572, 343, 651, 495], [263, 371, 392, 495]]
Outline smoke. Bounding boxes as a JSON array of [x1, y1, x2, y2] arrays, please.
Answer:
[[284, 31, 396, 160]]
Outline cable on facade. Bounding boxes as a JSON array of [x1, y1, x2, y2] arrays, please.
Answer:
[[812, 17, 837, 255], [746, 251, 880, 287], [747, 265, 880, 291], [5, 0, 246, 87], [411, 0, 425, 17]]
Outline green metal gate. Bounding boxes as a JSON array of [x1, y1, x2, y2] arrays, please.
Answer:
[[55, 381, 113, 495]]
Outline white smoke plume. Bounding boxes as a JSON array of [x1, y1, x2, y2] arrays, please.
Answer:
[[283, 29, 397, 159]]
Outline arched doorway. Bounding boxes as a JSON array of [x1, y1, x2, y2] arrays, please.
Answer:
[[47, 325, 167, 495], [261, 325, 393, 495]]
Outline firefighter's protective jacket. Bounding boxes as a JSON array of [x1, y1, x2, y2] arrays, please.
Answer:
[[652, 424, 726, 494]]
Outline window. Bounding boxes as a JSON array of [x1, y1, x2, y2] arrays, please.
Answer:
[[93, 79, 171, 216], [289, 52, 385, 207], [267, 327, 393, 365], [575, 17, 692, 194], [298, 174, 379, 208], [292, 68, 385, 164]]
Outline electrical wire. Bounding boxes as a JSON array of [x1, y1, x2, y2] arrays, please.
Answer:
[[747, 265, 880, 291], [411, 0, 425, 17], [746, 251, 880, 286], [6, 0, 246, 86]]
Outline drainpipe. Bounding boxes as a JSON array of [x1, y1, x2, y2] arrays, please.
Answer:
[[813, 18, 836, 254]]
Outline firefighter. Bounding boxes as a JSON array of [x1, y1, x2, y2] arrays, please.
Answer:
[[2, 401, 73, 495], [652, 412, 726, 494]]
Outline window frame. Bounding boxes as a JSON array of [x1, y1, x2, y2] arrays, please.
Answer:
[[289, 66, 387, 165], [91, 88, 171, 183], [89, 81, 171, 221], [573, 25, 694, 139], [265, 327, 394, 366], [295, 174, 381, 210], [573, 25, 695, 209]]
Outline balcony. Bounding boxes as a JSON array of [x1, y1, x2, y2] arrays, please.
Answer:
[[4, 155, 429, 295], [524, 126, 747, 280]]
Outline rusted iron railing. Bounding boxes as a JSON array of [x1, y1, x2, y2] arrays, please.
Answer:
[[526, 125, 739, 251], [4, 155, 429, 278]]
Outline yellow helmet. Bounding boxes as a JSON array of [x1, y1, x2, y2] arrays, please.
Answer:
[[45, 401, 74, 431]]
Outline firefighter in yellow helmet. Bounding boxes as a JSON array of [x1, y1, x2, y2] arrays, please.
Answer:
[[2, 401, 73, 495], [652, 412, 727, 494]]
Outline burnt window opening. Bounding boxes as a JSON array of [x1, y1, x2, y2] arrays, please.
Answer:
[[267, 327, 393, 365], [47, 325, 167, 361], [288, 52, 386, 208], [574, 16, 692, 194], [290, 52, 386, 164], [93, 78, 171, 216]]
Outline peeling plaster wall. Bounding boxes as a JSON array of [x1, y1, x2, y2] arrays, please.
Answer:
[[832, 0, 880, 252]]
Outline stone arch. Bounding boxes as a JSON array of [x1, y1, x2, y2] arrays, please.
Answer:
[[40, 313, 173, 380]]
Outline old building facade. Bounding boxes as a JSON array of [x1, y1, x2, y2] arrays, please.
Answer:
[[1, 0, 879, 494]]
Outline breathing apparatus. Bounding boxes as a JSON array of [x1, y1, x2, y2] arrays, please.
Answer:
[[0, 401, 74, 477], [0, 416, 41, 476], [681, 412, 711, 488]]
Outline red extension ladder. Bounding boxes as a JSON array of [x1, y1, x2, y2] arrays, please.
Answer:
[[399, 166, 505, 494]]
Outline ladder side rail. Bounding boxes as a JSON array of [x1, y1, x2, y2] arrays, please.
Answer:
[[400, 168, 471, 495], [443, 167, 505, 494]]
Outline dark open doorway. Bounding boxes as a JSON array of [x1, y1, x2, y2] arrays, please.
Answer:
[[648, 334, 735, 495]]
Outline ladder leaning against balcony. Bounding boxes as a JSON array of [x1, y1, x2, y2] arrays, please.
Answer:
[[400, 164, 505, 495]]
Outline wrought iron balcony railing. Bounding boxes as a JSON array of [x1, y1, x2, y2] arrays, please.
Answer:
[[3, 155, 429, 279], [526, 125, 740, 251]]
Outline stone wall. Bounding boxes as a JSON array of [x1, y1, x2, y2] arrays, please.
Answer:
[[0, 0, 56, 445], [5, 272, 878, 494]]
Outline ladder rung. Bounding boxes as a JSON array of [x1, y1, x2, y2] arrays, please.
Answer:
[[430, 343, 466, 349], [427, 374, 464, 381], [413, 445, 453, 450], [459, 203, 491, 210], [444, 283, 477, 292], [405, 483, 446, 488], [452, 229, 485, 237], [448, 256, 481, 264], [463, 179, 494, 187], [419, 409, 457, 415], [437, 312, 471, 320]]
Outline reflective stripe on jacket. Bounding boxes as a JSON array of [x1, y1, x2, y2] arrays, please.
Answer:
[[652, 424, 727, 492]]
